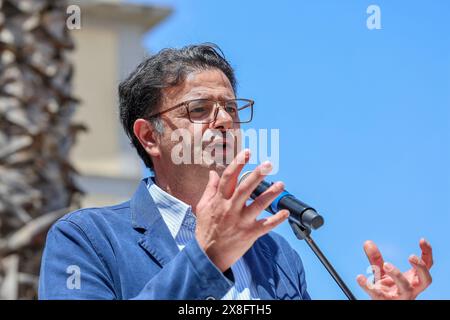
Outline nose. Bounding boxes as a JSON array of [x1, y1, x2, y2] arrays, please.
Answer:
[[211, 106, 233, 130]]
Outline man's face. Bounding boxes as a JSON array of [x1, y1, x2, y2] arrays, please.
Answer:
[[156, 69, 242, 174]]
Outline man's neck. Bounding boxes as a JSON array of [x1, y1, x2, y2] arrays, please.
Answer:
[[153, 168, 209, 213]]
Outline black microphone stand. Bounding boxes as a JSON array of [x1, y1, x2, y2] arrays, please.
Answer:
[[288, 219, 357, 300]]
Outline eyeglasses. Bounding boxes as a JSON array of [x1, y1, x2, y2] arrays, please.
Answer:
[[147, 98, 254, 124]]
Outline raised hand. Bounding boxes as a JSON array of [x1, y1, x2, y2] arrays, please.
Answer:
[[357, 239, 433, 300], [195, 149, 290, 272]]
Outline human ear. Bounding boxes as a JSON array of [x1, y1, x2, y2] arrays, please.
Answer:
[[133, 118, 161, 158]]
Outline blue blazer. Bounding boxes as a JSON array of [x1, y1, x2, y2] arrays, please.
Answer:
[[38, 180, 311, 300]]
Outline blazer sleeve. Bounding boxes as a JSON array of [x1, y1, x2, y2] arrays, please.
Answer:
[[132, 237, 234, 300], [38, 220, 116, 299], [38, 219, 234, 300]]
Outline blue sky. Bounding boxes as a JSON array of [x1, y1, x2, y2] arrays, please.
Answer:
[[130, 0, 450, 299]]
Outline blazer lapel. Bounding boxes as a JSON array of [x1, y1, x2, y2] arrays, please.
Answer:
[[243, 236, 279, 300], [131, 180, 179, 267], [247, 234, 309, 300]]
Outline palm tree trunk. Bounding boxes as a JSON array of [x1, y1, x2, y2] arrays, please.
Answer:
[[0, 0, 84, 299]]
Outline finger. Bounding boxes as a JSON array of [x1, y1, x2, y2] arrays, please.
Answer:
[[356, 274, 383, 300], [202, 170, 220, 201], [409, 255, 432, 293], [383, 262, 413, 297], [218, 149, 250, 198], [233, 161, 273, 205], [245, 181, 285, 218], [419, 238, 433, 269], [363, 240, 385, 280], [255, 209, 289, 236]]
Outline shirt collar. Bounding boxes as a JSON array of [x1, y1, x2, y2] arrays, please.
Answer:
[[146, 177, 194, 239]]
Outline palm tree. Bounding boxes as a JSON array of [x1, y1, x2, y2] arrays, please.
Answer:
[[0, 0, 84, 299]]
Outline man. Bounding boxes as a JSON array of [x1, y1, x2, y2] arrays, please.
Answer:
[[39, 44, 433, 300]]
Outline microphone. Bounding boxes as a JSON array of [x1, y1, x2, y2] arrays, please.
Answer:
[[238, 171, 324, 230]]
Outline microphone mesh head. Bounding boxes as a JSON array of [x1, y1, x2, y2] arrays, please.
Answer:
[[238, 171, 253, 185]]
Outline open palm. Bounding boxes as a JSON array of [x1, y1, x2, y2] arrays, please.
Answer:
[[357, 239, 433, 300]]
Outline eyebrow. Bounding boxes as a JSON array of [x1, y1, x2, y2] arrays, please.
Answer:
[[185, 94, 236, 101]]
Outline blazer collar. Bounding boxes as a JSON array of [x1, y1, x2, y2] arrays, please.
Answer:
[[131, 179, 179, 267], [131, 178, 159, 231]]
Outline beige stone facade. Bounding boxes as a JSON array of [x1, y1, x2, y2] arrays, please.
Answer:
[[70, 0, 171, 207]]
